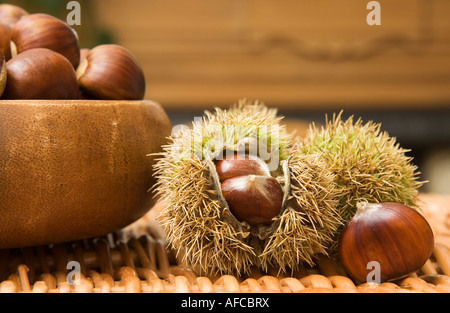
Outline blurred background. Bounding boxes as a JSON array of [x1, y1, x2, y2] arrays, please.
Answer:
[[2, 0, 450, 194]]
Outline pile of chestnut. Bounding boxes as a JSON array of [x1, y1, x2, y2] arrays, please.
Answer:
[[0, 3, 146, 100]]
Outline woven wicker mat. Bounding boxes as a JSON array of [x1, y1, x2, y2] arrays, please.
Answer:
[[1, 195, 450, 293]]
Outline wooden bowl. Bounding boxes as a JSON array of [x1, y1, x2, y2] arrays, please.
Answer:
[[0, 100, 171, 249]]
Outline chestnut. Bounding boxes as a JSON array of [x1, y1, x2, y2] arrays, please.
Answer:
[[2, 48, 79, 100], [0, 4, 28, 27], [0, 53, 6, 98], [0, 24, 12, 61], [11, 13, 80, 68], [338, 202, 434, 283], [76, 44, 146, 100], [221, 175, 283, 226], [215, 152, 270, 183]]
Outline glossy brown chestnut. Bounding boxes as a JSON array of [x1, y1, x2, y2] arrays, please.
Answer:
[[76, 44, 146, 100], [11, 13, 80, 68], [76, 50, 97, 99], [3, 48, 79, 100], [215, 152, 270, 183], [0, 4, 28, 27], [0, 24, 12, 61], [221, 175, 283, 226], [338, 202, 434, 283]]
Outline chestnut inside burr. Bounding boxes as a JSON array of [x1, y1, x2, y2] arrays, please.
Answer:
[[215, 152, 284, 226], [221, 175, 283, 226], [215, 152, 271, 183]]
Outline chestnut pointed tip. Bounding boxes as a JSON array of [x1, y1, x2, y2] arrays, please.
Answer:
[[9, 40, 17, 58], [338, 201, 435, 283], [76, 56, 88, 80], [356, 201, 368, 211], [354, 201, 381, 220]]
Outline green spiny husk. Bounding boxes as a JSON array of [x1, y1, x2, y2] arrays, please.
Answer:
[[299, 112, 424, 232], [259, 148, 341, 273], [153, 100, 341, 275]]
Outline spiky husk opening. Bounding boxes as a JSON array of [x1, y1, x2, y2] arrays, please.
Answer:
[[260, 148, 341, 273], [300, 112, 424, 231], [154, 153, 256, 275], [153, 100, 341, 275]]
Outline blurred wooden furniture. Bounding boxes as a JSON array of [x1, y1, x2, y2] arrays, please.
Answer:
[[93, 0, 450, 110], [92, 1, 450, 195]]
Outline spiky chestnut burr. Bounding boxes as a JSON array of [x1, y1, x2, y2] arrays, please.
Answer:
[[153, 100, 341, 275], [299, 112, 424, 248]]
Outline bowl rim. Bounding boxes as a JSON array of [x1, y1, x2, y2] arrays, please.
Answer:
[[0, 99, 160, 106]]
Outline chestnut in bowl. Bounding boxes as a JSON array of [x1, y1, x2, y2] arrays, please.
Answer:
[[0, 99, 171, 249], [0, 53, 6, 97], [2, 48, 79, 100], [0, 4, 28, 27], [0, 24, 12, 61], [11, 13, 80, 68]]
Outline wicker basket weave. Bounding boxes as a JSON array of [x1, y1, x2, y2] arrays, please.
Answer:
[[1, 195, 449, 293]]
